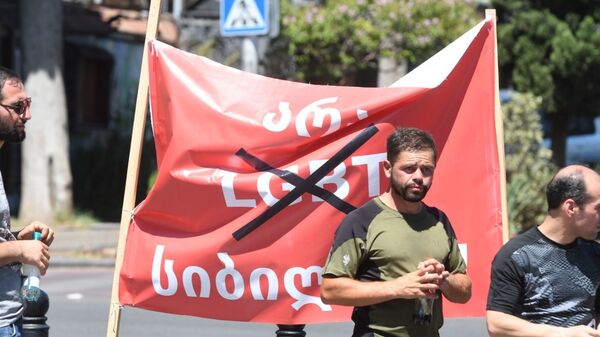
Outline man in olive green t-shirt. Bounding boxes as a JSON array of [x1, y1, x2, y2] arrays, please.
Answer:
[[321, 127, 472, 337]]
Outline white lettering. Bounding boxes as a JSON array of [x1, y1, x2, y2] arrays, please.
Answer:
[[296, 97, 340, 138], [284, 266, 332, 311], [216, 253, 245, 300], [262, 102, 292, 132], [257, 165, 302, 207], [222, 154, 388, 208], [151, 246, 333, 312], [151, 245, 178, 296], [261, 97, 368, 136], [250, 268, 278, 300], [183, 266, 210, 298], [351, 153, 386, 197], [356, 108, 368, 120], [220, 171, 256, 208], [281, 166, 302, 206], [309, 160, 349, 202]]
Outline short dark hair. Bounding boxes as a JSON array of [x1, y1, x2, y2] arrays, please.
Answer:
[[386, 127, 437, 163], [546, 172, 588, 210], [0, 66, 22, 101]]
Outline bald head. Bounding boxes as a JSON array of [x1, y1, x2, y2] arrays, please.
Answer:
[[546, 165, 600, 211]]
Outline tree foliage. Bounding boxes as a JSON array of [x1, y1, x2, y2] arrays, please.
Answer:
[[492, 0, 600, 165], [270, 0, 480, 85], [72, 111, 156, 221], [503, 92, 556, 235]]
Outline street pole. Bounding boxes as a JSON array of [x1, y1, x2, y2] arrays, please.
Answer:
[[276, 324, 306, 337], [242, 37, 258, 73], [22, 289, 49, 337]]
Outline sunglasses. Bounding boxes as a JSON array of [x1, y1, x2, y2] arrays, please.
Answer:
[[0, 97, 31, 116]]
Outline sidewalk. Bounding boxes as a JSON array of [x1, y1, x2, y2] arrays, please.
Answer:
[[51, 222, 120, 267]]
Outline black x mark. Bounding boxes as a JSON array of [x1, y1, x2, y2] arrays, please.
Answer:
[[232, 124, 379, 240]]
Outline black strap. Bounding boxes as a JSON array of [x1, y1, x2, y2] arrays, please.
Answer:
[[232, 124, 379, 240]]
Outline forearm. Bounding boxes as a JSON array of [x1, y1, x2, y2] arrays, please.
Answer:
[[487, 310, 566, 337], [441, 273, 471, 303], [0, 239, 49, 273], [0, 241, 23, 266], [320, 276, 397, 307], [321, 269, 441, 307]]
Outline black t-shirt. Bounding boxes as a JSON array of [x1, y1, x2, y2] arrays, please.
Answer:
[[487, 227, 600, 326]]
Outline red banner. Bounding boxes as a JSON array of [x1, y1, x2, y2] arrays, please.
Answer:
[[119, 17, 503, 323]]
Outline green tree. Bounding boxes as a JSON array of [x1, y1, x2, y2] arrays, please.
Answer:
[[268, 0, 480, 85], [503, 92, 556, 235], [492, 0, 600, 166]]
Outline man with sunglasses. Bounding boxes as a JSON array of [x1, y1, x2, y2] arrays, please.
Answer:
[[0, 66, 54, 337]]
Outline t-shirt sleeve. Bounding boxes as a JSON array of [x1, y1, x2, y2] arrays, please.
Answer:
[[322, 215, 366, 278], [446, 235, 467, 275], [436, 209, 467, 274], [486, 247, 524, 314]]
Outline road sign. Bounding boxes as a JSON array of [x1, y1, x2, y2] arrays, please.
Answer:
[[220, 0, 270, 37]]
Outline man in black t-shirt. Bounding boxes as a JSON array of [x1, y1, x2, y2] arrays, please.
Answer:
[[486, 165, 600, 337]]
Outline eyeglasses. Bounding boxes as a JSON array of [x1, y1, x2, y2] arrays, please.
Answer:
[[0, 97, 31, 116]]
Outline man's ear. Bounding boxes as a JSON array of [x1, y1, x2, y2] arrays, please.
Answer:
[[383, 160, 392, 178], [563, 199, 578, 218]]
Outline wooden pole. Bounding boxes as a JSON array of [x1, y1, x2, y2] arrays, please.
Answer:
[[105, 1, 163, 336], [485, 9, 510, 244]]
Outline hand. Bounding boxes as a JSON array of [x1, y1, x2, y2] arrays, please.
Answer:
[[419, 258, 450, 291], [418, 258, 445, 275], [389, 264, 442, 299], [16, 240, 50, 275], [17, 221, 54, 246], [560, 325, 600, 337]]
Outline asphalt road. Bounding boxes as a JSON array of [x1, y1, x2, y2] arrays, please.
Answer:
[[42, 267, 489, 337]]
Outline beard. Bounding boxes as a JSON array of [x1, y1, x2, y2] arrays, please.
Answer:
[[390, 174, 430, 202], [0, 120, 25, 142]]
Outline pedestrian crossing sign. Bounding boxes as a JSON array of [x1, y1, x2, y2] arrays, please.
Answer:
[[220, 0, 270, 36]]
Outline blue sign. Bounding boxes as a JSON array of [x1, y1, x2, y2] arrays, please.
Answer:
[[220, 0, 270, 37]]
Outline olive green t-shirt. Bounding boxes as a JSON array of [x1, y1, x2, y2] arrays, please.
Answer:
[[322, 197, 467, 337]]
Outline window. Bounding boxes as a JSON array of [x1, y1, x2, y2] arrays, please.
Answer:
[[64, 42, 114, 129]]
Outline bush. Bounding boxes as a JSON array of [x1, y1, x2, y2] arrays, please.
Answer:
[[503, 92, 556, 235]]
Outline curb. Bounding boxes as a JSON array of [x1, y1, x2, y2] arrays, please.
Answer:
[[51, 256, 115, 268], [51, 222, 119, 268]]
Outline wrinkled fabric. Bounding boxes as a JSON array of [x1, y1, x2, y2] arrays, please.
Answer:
[[0, 171, 23, 328]]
